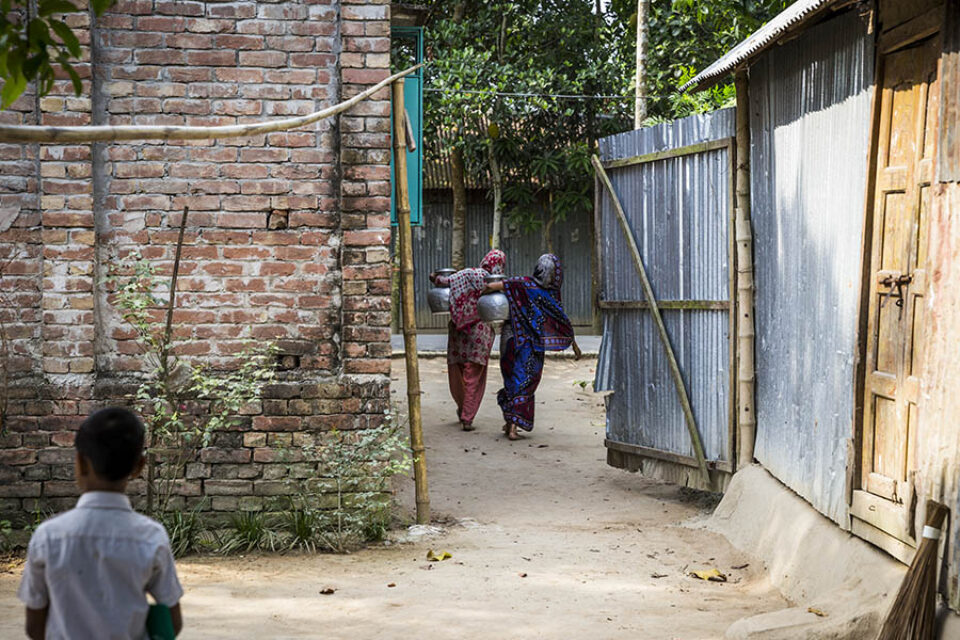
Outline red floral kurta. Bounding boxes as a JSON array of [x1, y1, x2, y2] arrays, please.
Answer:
[[447, 318, 495, 365]]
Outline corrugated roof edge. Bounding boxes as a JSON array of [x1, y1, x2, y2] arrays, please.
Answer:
[[679, 0, 850, 93]]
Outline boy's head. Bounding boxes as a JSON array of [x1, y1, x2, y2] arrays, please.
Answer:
[[74, 407, 146, 490]]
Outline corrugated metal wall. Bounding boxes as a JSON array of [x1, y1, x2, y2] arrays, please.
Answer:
[[595, 109, 735, 464], [399, 190, 595, 329], [750, 9, 874, 525]]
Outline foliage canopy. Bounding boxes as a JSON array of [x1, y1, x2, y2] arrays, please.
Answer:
[[420, 0, 790, 231], [0, 0, 114, 108]]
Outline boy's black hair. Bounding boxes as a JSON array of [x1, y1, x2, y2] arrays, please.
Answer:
[[74, 407, 146, 482]]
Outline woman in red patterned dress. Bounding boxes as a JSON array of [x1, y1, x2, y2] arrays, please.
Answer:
[[429, 249, 506, 431]]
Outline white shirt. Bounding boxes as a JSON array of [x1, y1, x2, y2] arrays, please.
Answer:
[[18, 491, 183, 640]]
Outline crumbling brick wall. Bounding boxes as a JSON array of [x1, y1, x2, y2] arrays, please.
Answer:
[[0, 0, 394, 521]]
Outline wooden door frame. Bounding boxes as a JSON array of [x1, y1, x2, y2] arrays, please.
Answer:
[[849, 7, 943, 561]]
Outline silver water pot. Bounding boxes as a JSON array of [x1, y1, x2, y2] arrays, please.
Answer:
[[427, 268, 456, 314], [478, 274, 510, 326]]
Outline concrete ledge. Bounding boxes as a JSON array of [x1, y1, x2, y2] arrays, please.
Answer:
[[710, 465, 905, 640]]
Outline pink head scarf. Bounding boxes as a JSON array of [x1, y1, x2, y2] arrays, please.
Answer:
[[448, 249, 506, 330]]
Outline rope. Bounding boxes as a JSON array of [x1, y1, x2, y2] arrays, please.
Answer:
[[0, 65, 421, 144]]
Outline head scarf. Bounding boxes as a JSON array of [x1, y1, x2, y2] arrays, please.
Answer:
[[502, 254, 573, 352], [447, 249, 506, 331], [532, 253, 562, 290], [480, 249, 505, 275]]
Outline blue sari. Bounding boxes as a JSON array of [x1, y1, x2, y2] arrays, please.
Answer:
[[497, 255, 574, 431]]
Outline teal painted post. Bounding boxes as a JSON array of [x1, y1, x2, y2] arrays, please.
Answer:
[[390, 27, 423, 226]]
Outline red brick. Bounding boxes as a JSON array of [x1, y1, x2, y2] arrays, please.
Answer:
[[0, 449, 37, 465]]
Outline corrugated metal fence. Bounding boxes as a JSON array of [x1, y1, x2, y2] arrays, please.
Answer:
[[750, 10, 874, 525], [594, 109, 736, 470], [399, 190, 595, 329]]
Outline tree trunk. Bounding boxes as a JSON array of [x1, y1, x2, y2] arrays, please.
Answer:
[[488, 141, 502, 250], [542, 192, 555, 255], [450, 147, 467, 270], [634, 0, 650, 128], [449, 0, 469, 271]]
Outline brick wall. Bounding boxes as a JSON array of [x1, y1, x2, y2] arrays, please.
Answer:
[[0, 0, 393, 521]]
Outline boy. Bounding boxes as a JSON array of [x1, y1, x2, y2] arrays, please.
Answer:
[[18, 407, 184, 640]]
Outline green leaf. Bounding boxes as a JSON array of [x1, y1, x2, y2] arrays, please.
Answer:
[[49, 20, 80, 58], [37, 0, 78, 17], [90, 0, 115, 15], [0, 72, 26, 108]]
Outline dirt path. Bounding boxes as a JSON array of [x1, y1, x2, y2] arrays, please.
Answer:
[[0, 357, 786, 639]]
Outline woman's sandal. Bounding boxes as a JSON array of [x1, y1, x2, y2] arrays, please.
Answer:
[[461, 421, 475, 432]]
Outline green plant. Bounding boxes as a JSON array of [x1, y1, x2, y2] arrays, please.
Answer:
[[283, 410, 412, 553], [108, 251, 277, 516], [157, 504, 207, 558], [0, 0, 116, 108], [0, 519, 12, 551], [217, 512, 281, 554], [280, 503, 322, 553]]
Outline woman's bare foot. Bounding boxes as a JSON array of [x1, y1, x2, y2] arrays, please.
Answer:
[[461, 421, 475, 432], [506, 423, 524, 440]]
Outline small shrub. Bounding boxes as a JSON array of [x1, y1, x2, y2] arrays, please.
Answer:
[[280, 504, 322, 553], [157, 506, 206, 558], [108, 252, 276, 516], [280, 409, 411, 553], [0, 520, 12, 552], [217, 512, 281, 554]]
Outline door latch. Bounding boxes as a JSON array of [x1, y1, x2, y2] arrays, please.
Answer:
[[879, 272, 913, 308]]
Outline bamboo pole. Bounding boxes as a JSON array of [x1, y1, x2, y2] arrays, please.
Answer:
[[734, 72, 756, 470], [591, 155, 712, 487], [393, 80, 430, 524], [0, 65, 421, 143]]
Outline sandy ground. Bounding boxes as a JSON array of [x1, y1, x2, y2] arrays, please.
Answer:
[[0, 357, 787, 639]]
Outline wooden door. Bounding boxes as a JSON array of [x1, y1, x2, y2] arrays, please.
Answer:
[[853, 35, 940, 560]]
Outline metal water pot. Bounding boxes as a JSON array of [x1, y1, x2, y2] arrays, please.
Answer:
[[478, 274, 510, 325], [427, 268, 455, 314]]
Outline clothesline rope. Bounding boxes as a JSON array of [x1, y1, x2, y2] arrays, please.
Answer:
[[0, 65, 421, 144]]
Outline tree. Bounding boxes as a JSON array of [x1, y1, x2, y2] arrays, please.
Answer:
[[423, 0, 632, 249], [634, 0, 650, 127], [610, 0, 791, 122], [0, 0, 114, 108]]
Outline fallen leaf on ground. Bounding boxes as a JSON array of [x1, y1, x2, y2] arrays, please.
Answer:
[[387, 583, 397, 588], [426, 549, 452, 562], [651, 573, 668, 579], [732, 563, 749, 570], [518, 572, 528, 578], [319, 588, 336, 595], [808, 607, 828, 617], [690, 568, 727, 582]]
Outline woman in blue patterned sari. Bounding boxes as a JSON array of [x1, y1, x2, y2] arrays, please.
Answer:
[[485, 254, 581, 440]]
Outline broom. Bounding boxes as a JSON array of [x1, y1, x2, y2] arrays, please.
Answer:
[[876, 499, 949, 640]]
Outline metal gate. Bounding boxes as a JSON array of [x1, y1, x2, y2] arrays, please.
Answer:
[[594, 109, 736, 488]]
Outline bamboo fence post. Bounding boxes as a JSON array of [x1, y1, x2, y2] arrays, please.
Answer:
[[0, 65, 420, 143], [734, 72, 756, 470], [393, 80, 430, 524], [591, 155, 712, 487]]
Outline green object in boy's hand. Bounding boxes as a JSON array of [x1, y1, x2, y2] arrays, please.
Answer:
[[146, 604, 176, 640]]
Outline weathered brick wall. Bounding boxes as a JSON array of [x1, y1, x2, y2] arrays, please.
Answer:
[[0, 0, 393, 521]]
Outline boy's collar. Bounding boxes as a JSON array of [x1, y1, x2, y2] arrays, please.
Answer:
[[76, 491, 133, 511]]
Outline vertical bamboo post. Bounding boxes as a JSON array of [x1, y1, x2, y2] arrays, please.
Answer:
[[735, 72, 756, 470], [392, 80, 430, 524]]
